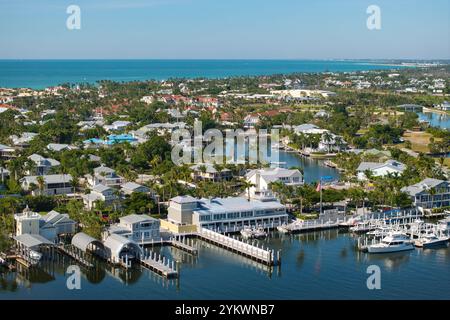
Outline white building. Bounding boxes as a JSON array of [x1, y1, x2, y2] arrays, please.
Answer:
[[0, 144, 16, 160], [121, 182, 151, 195], [82, 184, 118, 210], [167, 196, 288, 231], [293, 124, 328, 135], [9, 132, 38, 148], [103, 120, 131, 132], [14, 207, 76, 241], [103, 214, 160, 243], [401, 178, 450, 211], [245, 167, 303, 199], [27, 154, 60, 175], [357, 160, 406, 180], [20, 174, 73, 196], [86, 165, 125, 188]]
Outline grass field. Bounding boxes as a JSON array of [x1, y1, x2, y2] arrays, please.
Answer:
[[401, 131, 438, 153]]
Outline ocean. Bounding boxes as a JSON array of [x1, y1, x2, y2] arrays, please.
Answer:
[[0, 59, 405, 89]]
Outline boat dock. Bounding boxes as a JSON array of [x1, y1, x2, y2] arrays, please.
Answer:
[[197, 227, 281, 266], [286, 217, 347, 233], [140, 249, 178, 278], [56, 245, 95, 269]]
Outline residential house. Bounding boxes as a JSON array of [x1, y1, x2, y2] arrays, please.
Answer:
[[357, 160, 406, 180], [103, 214, 160, 242], [82, 184, 118, 210], [121, 182, 151, 195], [401, 178, 450, 211], [245, 167, 303, 199], [9, 132, 38, 148], [0, 144, 16, 160], [86, 165, 125, 188], [21, 174, 73, 196], [190, 163, 232, 182], [103, 120, 131, 132], [14, 207, 76, 241], [27, 154, 60, 175]]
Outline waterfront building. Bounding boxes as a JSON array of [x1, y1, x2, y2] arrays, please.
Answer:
[[14, 207, 76, 241], [103, 214, 160, 243], [293, 124, 328, 135], [245, 167, 303, 199], [357, 159, 406, 180], [20, 174, 73, 196], [26, 154, 60, 175], [82, 184, 118, 210], [86, 165, 125, 188], [190, 163, 232, 182], [401, 178, 450, 211], [167, 195, 288, 230], [103, 233, 142, 263]]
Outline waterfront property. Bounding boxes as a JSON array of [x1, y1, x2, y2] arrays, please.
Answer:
[[401, 178, 450, 212], [357, 159, 406, 180], [20, 174, 73, 196], [103, 233, 143, 264], [86, 165, 125, 188], [103, 214, 161, 243], [167, 195, 288, 231], [245, 167, 303, 199], [14, 206, 76, 241]]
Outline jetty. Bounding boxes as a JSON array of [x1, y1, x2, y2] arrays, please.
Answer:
[[197, 227, 281, 266], [56, 244, 95, 269], [140, 249, 178, 278]]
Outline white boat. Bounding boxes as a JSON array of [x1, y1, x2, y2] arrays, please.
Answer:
[[367, 232, 414, 254], [240, 228, 254, 239], [367, 226, 393, 238], [240, 227, 267, 239], [415, 233, 450, 248], [277, 225, 291, 234], [438, 217, 450, 235], [28, 250, 42, 265]]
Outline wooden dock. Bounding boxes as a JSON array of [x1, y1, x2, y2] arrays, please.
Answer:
[[140, 250, 178, 278], [197, 228, 280, 266], [56, 245, 95, 269]]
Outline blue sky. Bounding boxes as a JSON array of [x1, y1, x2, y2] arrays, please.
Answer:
[[0, 0, 448, 59]]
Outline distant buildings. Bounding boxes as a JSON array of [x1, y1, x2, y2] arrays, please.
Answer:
[[20, 174, 73, 196], [245, 167, 303, 199], [121, 182, 151, 195], [401, 178, 450, 211], [103, 120, 131, 132], [0, 144, 16, 160], [357, 160, 406, 180], [167, 195, 288, 230], [9, 132, 38, 148]]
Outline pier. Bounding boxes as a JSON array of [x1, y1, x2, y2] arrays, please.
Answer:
[[56, 244, 95, 269], [140, 249, 178, 278], [197, 227, 280, 266]]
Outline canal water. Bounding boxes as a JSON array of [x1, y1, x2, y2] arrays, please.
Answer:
[[417, 112, 450, 129], [1, 230, 449, 299]]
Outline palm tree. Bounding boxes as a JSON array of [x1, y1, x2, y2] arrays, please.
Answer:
[[240, 179, 255, 201], [36, 176, 45, 195]]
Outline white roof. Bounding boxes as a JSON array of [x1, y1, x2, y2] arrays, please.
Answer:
[[121, 182, 148, 192], [120, 214, 156, 224], [103, 233, 142, 259], [246, 167, 302, 182], [14, 234, 53, 248], [21, 174, 72, 185]]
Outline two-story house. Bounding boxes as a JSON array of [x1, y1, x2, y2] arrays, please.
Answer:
[[27, 154, 60, 175], [245, 167, 303, 199], [401, 178, 450, 212], [86, 165, 125, 188], [82, 184, 118, 210], [103, 214, 160, 243], [20, 174, 73, 196]]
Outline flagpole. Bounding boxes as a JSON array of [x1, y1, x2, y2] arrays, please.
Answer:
[[320, 178, 322, 216]]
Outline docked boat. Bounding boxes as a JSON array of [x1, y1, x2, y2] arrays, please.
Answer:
[[415, 233, 450, 248], [367, 226, 393, 238], [438, 217, 450, 235], [240, 227, 267, 239], [367, 232, 414, 254], [29, 250, 43, 265], [277, 225, 291, 234]]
